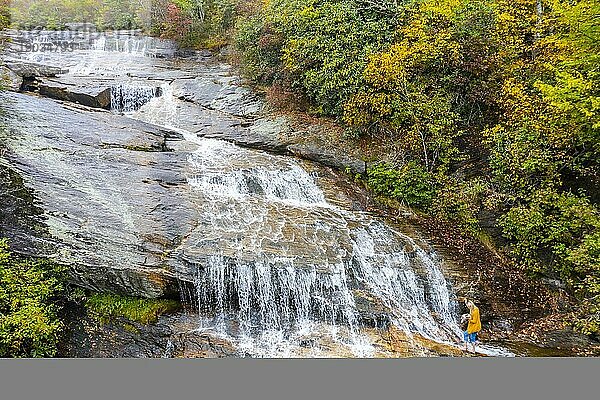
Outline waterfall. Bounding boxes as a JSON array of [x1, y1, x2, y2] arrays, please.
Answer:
[[129, 85, 466, 356], [169, 136, 464, 356], [110, 84, 162, 113], [91, 36, 107, 52], [89, 34, 176, 58]]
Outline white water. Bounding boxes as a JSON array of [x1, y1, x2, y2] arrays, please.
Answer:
[[90, 33, 176, 57], [135, 81, 469, 357], [110, 84, 161, 113]]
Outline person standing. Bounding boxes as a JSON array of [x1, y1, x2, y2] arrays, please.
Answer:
[[463, 300, 481, 353]]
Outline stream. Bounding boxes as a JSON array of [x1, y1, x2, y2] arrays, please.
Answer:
[[0, 30, 513, 357]]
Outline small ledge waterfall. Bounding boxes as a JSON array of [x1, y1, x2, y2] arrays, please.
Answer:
[[110, 84, 162, 113]]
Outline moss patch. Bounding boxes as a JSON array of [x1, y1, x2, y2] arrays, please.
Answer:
[[86, 293, 181, 325]]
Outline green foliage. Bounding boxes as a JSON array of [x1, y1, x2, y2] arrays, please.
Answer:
[[0, 239, 66, 358], [152, 0, 238, 48], [235, 13, 284, 83], [86, 293, 181, 325], [8, 0, 149, 30], [0, 0, 9, 30], [236, 0, 398, 115], [573, 299, 600, 336], [431, 177, 490, 234], [367, 162, 436, 209], [499, 188, 600, 334], [95, 0, 147, 30], [501, 190, 600, 276]]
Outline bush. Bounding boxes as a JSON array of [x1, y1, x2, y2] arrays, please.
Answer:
[[0, 239, 66, 358], [431, 178, 490, 234], [367, 162, 436, 209], [154, 0, 238, 49], [500, 189, 600, 296], [0, 0, 9, 30], [235, 14, 285, 83]]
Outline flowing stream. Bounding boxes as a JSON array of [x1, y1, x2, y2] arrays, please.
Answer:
[[2, 31, 512, 357]]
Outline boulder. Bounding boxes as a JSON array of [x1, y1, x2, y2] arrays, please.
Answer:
[[38, 79, 112, 109]]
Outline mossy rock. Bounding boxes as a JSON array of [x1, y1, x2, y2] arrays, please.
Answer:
[[86, 293, 181, 325]]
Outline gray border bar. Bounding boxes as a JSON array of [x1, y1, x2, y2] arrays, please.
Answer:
[[1, 359, 599, 400]]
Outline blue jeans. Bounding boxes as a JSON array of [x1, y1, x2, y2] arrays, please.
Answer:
[[463, 331, 477, 343]]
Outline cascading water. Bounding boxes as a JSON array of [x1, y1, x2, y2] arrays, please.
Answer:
[[110, 84, 162, 113], [178, 139, 463, 356], [89, 33, 176, 58], [131, 80, 467, 356]]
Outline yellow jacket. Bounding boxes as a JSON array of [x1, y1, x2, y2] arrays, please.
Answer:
[[467, 306, 481, 334]]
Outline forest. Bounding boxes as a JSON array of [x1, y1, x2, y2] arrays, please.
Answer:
[[0, 0, 598, 356]]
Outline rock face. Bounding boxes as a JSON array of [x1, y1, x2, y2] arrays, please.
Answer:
[[0, 90, 371, 302], [0, 92, 189, 297], [172, 77, 264, 118], [0, 85, 368, 300]]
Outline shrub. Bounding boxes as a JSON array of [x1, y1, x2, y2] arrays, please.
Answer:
[[0, 0, 9, 30], [0, 239, 66, 358], [367, 162, 436, 209], [154, 0, 238, 49], [500, 190, 600, 291], [431, 178, 490, 234]]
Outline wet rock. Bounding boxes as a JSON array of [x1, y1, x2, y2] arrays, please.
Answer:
[[170, 331, 238, 358], [0, 91, 193, 297], [537, 327, 596, 349], [62, 316, 174, 358], [200, 125, 291, 154], [172, 77, 263, 118], [0, 163, 51, 255], [353, 289, 392, 328], [191, 116, 367, 176], [59, 306, 238, 358]]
